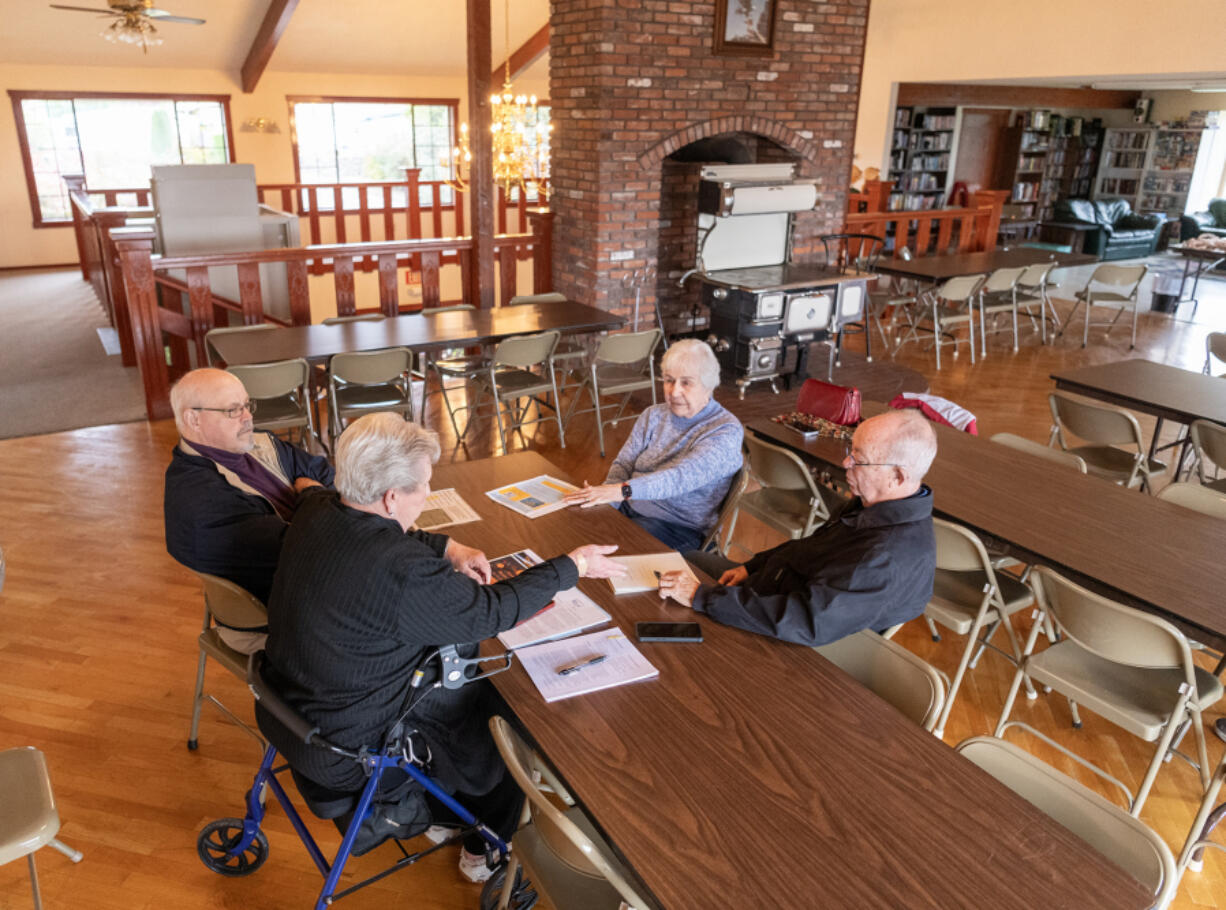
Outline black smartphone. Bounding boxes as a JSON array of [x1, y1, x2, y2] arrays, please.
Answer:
[[635, 621, 704, 643]]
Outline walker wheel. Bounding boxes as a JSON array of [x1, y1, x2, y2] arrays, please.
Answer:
[[198, 817, 268, 876], [480, 861, 537, 910]]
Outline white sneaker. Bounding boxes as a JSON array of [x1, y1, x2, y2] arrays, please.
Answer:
[[458, 848, 494, 883], [424, 824, 454, 845]]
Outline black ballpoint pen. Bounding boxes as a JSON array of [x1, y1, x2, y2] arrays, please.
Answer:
[[556, 655, 607, 676]]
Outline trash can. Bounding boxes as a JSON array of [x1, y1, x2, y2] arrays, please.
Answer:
[[1150, 267, 1182, 313]]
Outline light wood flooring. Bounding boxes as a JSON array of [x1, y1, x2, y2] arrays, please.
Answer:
[[1, 271, 1224, 909]]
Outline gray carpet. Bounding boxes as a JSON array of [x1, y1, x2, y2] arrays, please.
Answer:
[[0, 268, 147, 439]]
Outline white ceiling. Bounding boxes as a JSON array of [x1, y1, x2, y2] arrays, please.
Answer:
[[2, 0, 552, 78], [956, 72, 1226, 93]]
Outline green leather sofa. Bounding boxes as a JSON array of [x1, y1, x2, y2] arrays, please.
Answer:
[[1050, 199, 1163, 260], [1180, 199, 1226, 241]]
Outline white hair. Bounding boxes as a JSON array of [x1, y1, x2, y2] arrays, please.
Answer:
[[334, 412, 441, 505], [877, 410, 938, 483], [660, 338, 721, 391]]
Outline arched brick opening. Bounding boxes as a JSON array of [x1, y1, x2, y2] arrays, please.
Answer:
[[638, 115, 818, 172]]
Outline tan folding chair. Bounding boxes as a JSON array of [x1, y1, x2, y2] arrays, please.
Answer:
[[227, 358, 320, 450], [1015, 262, 1057, 343], [726, 435, 834, 544], [991, 432, 1088, 473], [976, 266, 1027, 355], [1205, 331, 1226, 377], [922, 518, 1036, 739], [509, 292, 587, 369], [1178, 723, 1226, 876], [326, 347, 415, 440], [815, 630, 946, 733], [995, 566, 1224, 816], [956, 736, 1177, 909], [896, 274, 986, 370], [187, 572, 268, 753], [698, 465, 749, 558], [204, 323, 276, 367], [421, 304, 485, 438], [468, 331, 565, 452], [1058, 263, 1147, 349], [321, 313, 384, 325], [563, 329, 662, 456], [0, 747, 83, 910], [489, 716, 656, 910], [1157, 481, 1226, 519], [1048, 391, 1165, 493], [1190, 419, 1226, 493]]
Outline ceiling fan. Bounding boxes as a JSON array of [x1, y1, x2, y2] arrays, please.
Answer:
[[50, 0, 205, 53]]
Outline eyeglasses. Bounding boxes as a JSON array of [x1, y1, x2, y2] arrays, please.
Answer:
[[191, 399, 256, 419], [843, 443, 899, 469]]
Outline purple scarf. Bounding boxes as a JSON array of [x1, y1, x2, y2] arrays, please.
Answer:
[[192, 440, 298, 521]]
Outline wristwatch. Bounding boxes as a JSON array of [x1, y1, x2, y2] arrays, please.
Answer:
[[621, 483, 632, 500]]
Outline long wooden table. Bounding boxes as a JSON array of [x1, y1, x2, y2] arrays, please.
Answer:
[[874, 248, 1098, 283], [207, 300, 623, 366], [750, 412, 1226, 650], [1052, 358, 1226, 468], [433, 450, 1152, 910]]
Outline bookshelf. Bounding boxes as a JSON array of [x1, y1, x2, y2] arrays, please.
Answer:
[[1094, 126, 1211, 217], [1056, 124, 1103, 200], [886, 106, 957, 211], [992, 111, 1057, 221]]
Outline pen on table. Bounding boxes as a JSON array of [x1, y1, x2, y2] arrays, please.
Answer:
[[556, 655, 607, 676], [653, 570, 661, 581]]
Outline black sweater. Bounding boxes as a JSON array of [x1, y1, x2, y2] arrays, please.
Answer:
[[265, 488, 578, 794], [693, 488, 935, 647]]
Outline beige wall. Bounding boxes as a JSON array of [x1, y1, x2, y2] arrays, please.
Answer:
[[0, 62, 549, 268], [857, 0, 1226, 175]]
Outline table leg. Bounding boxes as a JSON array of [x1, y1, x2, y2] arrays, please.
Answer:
[[1148, 416, 1165, 464]]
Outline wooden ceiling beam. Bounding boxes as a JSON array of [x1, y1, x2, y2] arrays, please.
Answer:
[[240, 0, 300, 94], [490, 24, 549, 87]]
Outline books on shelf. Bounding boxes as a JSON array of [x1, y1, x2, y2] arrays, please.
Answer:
[[516, 628, 659, 703]]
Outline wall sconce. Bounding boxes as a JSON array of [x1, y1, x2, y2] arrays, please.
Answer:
[[240, 117, 281, 134]]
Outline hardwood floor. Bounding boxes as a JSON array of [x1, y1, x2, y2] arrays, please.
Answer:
[[0, 277, 1223, 909]]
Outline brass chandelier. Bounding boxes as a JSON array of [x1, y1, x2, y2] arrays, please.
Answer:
[[441, 0, 552, 199]]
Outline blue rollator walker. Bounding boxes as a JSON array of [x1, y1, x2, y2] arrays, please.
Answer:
[[196, 646, 537, 909]]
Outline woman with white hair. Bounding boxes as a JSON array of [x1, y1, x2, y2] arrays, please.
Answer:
[[566, 338, 743, 551], [264, 412, 623, 881]]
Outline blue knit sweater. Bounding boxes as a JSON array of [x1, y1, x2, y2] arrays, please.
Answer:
[[604, 398, 743, 533]]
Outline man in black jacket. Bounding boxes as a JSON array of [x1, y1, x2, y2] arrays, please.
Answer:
[[659, 409, 937, 647], [164, 368, 334, 650]]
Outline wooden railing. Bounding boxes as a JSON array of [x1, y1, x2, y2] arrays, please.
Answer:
[[844, 189, 1007, 257], [111, 213, 554, 420]]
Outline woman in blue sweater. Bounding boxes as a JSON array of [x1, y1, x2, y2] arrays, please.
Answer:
[[566, 338, 743, 551]]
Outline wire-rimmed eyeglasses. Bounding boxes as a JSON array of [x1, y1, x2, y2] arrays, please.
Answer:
[[843, 442, 899, 468], [191, 399, 257, 419]]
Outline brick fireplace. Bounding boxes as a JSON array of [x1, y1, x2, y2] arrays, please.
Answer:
[[548, 0, 869, 329]]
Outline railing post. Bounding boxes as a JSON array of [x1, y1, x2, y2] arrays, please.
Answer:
[[404, 167, 422, 240], [63, 175, 91, 281], [97, 211, 135, 363], [526, 208, 554, 294], [861, 179, 894, 214], [969, 189, 1009, 251], [113, 227, 173, 420]]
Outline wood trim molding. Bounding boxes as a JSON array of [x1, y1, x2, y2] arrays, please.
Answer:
[[491, 24, 549, 85], [7, 89, 235, 229], [897, 83, 1141, 110], [241, 0, 298, 94]]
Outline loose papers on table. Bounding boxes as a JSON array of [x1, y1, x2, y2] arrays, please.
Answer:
[[608, 552, 699, 594], [516, 629, 659, 702], [491, 549, 612, 650], [414, 488, 481, 531], [485, 474, 577, 519]]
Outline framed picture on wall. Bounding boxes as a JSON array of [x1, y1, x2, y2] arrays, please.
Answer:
[[713, 0, 777, 57]]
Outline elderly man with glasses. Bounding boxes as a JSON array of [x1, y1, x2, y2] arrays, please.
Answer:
[[163, 368, 334, 651], [658, 409, 938, 647]]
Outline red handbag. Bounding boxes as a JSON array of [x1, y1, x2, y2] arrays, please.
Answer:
[[795, 378, 862, 426]]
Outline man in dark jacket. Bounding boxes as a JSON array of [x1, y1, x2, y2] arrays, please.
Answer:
[[164, 368, 334, 649], [658, 409, 937, 646]]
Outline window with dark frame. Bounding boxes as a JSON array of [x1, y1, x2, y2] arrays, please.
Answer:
[[8, 90, 233, 228], [287, 96, 459, 210]]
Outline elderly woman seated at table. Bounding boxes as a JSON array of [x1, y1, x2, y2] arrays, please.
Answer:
[[263, 411, 624, 881], [565, 338, 743, 551]]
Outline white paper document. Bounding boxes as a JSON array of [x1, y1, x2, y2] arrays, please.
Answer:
[[497, 588, 612, 650], [415, 488, 481, 531], [485, 474, 578, 519], [608, 552, 699, 594], [517, 629, 659, 703]]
